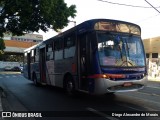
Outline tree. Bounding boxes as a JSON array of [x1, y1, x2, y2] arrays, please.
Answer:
[[0, 0, 76, 51], [0, 38, 5, 55]]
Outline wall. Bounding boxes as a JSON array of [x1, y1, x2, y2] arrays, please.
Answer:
[[0, 61, 22, 69]]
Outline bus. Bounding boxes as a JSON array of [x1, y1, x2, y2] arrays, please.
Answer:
[[23, 19, 147, 95]]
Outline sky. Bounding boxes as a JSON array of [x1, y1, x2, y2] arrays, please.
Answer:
[[37, 0, 160, 40]]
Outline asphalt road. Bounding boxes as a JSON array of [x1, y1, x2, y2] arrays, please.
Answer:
[[0, 72, 160, 120]]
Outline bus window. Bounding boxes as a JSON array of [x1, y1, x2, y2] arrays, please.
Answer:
[[64, 33, 76, 58], [46, 43, 53, 61], [97, 32, 145, 67], [24, 52, 27, 64], [31, 49, 35, 63], [35, 48, 39, 62], [54, 39, 63, 60]]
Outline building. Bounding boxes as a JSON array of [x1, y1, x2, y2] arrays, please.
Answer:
[[0, 33, 43, 69], [143, 36, 160, 78]]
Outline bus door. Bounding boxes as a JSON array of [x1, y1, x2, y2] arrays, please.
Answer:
[[79, 34, 90, 90], [39, 47, 47, 83]]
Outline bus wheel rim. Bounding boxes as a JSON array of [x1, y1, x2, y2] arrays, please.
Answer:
[[67, 81, 73, 93]]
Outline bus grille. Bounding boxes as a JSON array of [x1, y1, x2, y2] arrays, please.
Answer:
[[110, 74, 144, 81], [107, 84, 143, 92]]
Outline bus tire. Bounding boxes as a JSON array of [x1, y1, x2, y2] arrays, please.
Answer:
[[64, 75, 76, 96], [33, 73, 40, 86]]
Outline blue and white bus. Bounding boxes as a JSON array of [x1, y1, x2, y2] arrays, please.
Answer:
[[23, 19, 147, 95]]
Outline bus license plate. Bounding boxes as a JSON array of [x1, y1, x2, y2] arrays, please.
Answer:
[[123, 82, 132, 87]]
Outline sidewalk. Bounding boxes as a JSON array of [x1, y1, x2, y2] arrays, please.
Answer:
[[147, 76, 160, 87], [148, 76, 160, 82]]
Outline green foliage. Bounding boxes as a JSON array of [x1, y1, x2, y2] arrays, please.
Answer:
[[0, 0, 77, 37], [0, 38, 5, 54], [0, 0, 76, 52]]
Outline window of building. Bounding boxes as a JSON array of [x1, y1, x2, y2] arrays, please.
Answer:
[[146, 53, 149, 58], [152, 53, 158, 58]]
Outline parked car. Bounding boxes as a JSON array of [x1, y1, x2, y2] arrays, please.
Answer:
[[4, 66, 12, 71], [11, 66, 21, 71]]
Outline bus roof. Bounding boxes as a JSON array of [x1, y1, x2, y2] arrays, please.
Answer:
[[24, 19, 141, 51], [44, 19, 141, 44], [24, 42, 42, 53]]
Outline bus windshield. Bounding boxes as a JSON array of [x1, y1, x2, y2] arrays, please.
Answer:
[[97, 32, 145, 67]]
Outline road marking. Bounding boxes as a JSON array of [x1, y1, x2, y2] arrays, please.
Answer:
[[116, 103, 142, 111], [86, 107, 119, 120], [0, 72, 21, 74], [0, 75, 23, 78], [118, 93, 160, 109]]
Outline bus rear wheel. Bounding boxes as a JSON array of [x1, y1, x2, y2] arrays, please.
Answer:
[[64, 76, 76, 96]]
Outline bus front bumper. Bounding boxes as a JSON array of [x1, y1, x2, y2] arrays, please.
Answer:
[[93, 76, 148, 95]]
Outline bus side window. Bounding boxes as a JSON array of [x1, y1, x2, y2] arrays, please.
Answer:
[[46, 43, 53, 61], [35, 48, 39, 62], [54, 39, 63, 60], [24, 52, 28, 64], [31, 49, 35, 63], [64, 33, 76, 58]]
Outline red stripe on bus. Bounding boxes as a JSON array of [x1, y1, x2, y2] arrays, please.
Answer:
[[88, 74, 125, 79], [71, 63, 76, 73]]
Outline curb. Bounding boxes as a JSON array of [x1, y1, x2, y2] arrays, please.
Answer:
[[0, 71, 21, 74]]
